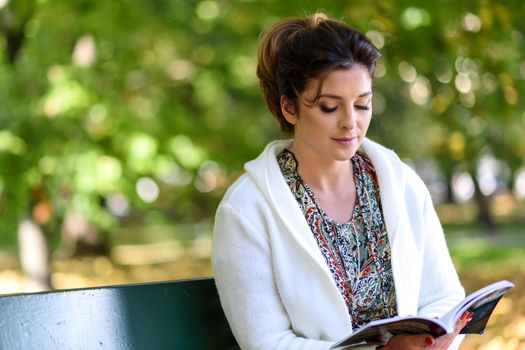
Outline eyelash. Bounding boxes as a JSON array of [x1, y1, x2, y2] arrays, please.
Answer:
[[319, 104, 370, 113], [320, 106, 338, 113]]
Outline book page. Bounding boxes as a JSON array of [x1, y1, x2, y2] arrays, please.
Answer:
[[460, 290, 508, 334], [333, 317, 447, 348], [440, 280, 513, 332]]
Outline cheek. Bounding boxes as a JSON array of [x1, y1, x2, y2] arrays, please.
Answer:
[[361, 113, 373, 127], [298, 113, 323, 130], [356, 116, 372, 135]]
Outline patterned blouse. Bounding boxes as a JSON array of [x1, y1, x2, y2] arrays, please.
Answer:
[[277, 149, 397, 330]]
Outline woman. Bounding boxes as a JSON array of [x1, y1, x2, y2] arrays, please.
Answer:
[[212, 13, 468, 350]]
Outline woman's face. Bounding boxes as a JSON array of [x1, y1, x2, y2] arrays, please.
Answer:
[[282, 65, 373, 163]]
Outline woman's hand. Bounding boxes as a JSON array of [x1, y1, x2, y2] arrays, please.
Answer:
[[376, 333, 435, 349], [377, 311, 473, 350], [427, 311, 473, 350]]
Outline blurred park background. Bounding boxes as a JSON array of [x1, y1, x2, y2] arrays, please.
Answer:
[[0, 0, 524, 348]]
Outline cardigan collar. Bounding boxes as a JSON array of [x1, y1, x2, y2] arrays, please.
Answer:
[[244, 139, 406, 245], [244, 138, 418, 317], [244, 140, 330, 273]]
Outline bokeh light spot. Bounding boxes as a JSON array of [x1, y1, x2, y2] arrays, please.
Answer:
[[136, 177, 159, 203]]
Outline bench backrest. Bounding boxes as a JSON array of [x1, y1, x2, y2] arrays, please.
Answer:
[[0, 277, 239, 350]]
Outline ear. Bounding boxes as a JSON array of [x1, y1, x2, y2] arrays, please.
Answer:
[[280, 96, 297, 125]]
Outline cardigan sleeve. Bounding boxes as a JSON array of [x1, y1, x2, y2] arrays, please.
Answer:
[[417, 187, 465, 350], [212, 203, 337, 350]]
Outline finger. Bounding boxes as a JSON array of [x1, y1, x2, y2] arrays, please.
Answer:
[[416, 334, 435, 347], [433, 333, 455, 350], [460, 310, 474, 322], [454, 311, 472, 333], [424, 335, 435, 346]]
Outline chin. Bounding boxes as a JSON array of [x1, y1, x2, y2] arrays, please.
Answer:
[[334, 151, 357, 161], [331, 142, 361, 161]]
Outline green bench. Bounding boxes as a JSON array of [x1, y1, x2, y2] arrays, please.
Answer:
[[0, 277, 239, 349]]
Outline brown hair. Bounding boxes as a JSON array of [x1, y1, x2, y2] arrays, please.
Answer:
[[257, 13, 380, 133]]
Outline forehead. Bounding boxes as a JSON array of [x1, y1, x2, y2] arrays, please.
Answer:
[[304, 66, 372, 99]]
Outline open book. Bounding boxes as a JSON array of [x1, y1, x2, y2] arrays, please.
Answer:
[[331, 280, 514, 349]]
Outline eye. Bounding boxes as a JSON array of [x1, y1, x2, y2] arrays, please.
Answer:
[[320, 105, 338, 113], [355, 101, 371, 111]]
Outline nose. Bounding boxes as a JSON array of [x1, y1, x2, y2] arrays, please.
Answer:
[[339, 107, 357, 130]]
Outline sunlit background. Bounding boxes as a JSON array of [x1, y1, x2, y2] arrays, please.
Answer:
[[0, 1, 524, 349]]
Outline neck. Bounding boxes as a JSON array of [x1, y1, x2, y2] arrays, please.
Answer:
[[288, 145, 353, 193]]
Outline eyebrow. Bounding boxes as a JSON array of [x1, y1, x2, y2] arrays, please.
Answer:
[[319, 91, 372, 99]]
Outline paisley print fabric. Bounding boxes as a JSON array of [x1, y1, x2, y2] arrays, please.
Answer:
[[277, 149, 397, 329]]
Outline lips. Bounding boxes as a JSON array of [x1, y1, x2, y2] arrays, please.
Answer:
[[332, 136, 358, 146]]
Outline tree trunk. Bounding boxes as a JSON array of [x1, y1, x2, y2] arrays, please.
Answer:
[[17, 218, 53, 292], [472, 178, 499, 235], [58, 211, 108, 258]]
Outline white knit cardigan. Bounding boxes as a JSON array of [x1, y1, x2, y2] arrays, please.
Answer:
[[212, 139, 465, 350]]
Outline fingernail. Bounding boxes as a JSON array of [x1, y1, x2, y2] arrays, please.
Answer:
[[425, 336, 434, 345]]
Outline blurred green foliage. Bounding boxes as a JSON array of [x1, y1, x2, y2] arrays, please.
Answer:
[[0, 0, 524, 247]]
